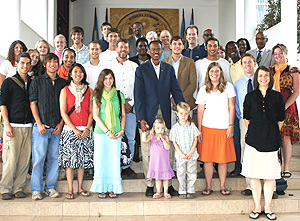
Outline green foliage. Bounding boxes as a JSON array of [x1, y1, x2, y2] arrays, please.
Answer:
[[256, 0, 281, 32]]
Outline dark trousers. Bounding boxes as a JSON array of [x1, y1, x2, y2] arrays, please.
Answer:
[[233, 115, 242, 173]]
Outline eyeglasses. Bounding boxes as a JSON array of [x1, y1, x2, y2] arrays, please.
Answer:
[[203, 33, 214, 37]]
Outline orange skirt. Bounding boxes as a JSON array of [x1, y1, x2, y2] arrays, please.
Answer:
[[198, 126, 236, 163]]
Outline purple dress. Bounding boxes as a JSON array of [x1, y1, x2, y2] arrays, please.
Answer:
[[147, 135, 175, 180]]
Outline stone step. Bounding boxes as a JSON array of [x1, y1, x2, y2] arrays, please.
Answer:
[[23, 171, 300, 194], [0, 190, 299, 216], [292, 142, 300, 156]]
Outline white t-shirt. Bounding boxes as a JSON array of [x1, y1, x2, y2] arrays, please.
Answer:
[[0, 60, 16, 77], [194, 58, 231, 99], [196, 82, 236, 129], [82, 61, 104, 90], [99, 50, 118, 66]]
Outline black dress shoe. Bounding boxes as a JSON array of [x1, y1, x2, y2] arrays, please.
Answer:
[[241, 189, 252, 196], [126, 168, 137, 178], [229, 170, 240, 177], [145, 186, 154, 197], [168, 185, 179, 196]]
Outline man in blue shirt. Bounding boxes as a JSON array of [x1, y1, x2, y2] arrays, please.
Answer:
[[234, 53, 256, 196], [98, 22, 112, 52]]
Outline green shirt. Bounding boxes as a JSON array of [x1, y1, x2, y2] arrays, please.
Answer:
[[93, 91, 125, 134]]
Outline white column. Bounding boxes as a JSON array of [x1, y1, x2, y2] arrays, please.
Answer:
[[281, 0, 297, 64], [244, 0, 257, 40]]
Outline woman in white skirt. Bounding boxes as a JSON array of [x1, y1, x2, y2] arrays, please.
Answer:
[[241, 66, 285, 220]]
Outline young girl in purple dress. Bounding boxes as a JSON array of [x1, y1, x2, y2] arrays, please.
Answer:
[[141, 117, 175, 199]]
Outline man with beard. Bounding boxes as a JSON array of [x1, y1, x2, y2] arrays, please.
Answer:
[[105, 39, 138, 177], [129, 37, 151, 66], [128, 22, 144, 57], [134, 40, 184, 197]]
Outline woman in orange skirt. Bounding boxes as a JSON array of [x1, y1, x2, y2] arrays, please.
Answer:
[[196, 62, 236, 195]]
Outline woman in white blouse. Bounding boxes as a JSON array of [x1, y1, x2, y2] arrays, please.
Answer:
[[196, 62, 236, 196], [0, 40, 27, 87]]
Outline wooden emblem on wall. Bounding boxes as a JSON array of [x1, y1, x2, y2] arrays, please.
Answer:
[[110, 8, 179, 39]]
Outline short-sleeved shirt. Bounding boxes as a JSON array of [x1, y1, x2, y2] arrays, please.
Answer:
[[93, 90, 125, 134], [196, 82, 236, 129], [169, 121, 200, 161], [0, 60, 16, 77], [70, 44, 90, 64], [29, 73, 67, 128], [82, 61, 104, 90]]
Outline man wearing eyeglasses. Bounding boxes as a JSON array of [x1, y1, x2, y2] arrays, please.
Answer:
[[246, 31, 274, 67], [134, 40, 185, 198], [183, 27, 214, 62]]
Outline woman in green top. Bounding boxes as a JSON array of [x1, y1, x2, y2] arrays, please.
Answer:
[[90, 69, 126, 198]]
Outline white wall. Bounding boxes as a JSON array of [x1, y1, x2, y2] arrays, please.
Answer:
[[70, 0, 228, 46], [0, 0, 56, 58], [218, 0, 236, 46]]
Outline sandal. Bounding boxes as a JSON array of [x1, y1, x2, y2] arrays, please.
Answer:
[[98, 192, 107, 199], [65, 193, 74, 199], [201, 189, 213, 195], [220, 189, 230, 195], [108, 192, 117, 198], [179, 194, 187, 199], [77, 190, 90, 197], [153, 193, 162, 199], [164, 193, 171, 199], [249, 211, 262, 219], [265, 212, 277, 220], [281, 171, 292, 178]]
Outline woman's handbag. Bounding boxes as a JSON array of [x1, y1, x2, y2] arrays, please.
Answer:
[[116, 90, 133, 167]]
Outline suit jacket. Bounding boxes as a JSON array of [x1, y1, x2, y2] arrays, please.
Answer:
[[162, 55, 197, 109], [128, 36, 138, 57], [134, 60, 185, 129], [247, 48, 274, 67]]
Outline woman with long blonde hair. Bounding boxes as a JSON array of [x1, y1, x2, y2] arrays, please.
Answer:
[[196, 62, 236, 196]]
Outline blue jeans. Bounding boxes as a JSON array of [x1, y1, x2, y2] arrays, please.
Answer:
[[122, 112, 136, 169], [30, 124, 61, 193], [233, 115, 242, 173]]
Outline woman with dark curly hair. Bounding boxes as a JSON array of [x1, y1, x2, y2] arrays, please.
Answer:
[[0, 40, 27, 86], [90, 69, 126, 198], [270, 43, 300, 178]]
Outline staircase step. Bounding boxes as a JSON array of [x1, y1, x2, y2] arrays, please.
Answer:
[[0, 190, 299, 216], [22, 171, 300, 194]]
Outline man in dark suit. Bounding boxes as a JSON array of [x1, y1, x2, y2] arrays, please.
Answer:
[[134, 40, 185, 197], [128, 22, 143, 57]]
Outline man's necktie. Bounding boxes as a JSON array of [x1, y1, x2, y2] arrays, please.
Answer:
[[247, 79, 253, 93], [256, 50, 262, 65]]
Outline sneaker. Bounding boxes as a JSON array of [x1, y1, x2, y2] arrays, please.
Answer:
[[32, 191, 42, 200], [45, 188, 60, 198], [58, 168, 66, 180]]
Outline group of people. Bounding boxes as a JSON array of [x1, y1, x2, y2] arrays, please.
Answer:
[[0, 21, 299, 220]]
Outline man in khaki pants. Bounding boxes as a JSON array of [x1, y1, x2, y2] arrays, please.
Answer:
[[0, 52, 33, 200]]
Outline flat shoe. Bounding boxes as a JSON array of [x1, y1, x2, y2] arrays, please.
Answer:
[[164, 193, 171, 199], [249, 211, 262, 219], [77, 190, 90, 197], [153, 193, 162, 199], [179, 194, 187, 199], [201, 189, 213, 195], [1, 193, 12, 200], [65, 193, 74, 199], [281, 171, 292, 178], [220, 189, 230, 195], [187, 193, 195, 199], [14, 191, 26, 198], [98, 192, 107, 199], [108, 192, 117, 198], [265, 212, 277, 220]]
